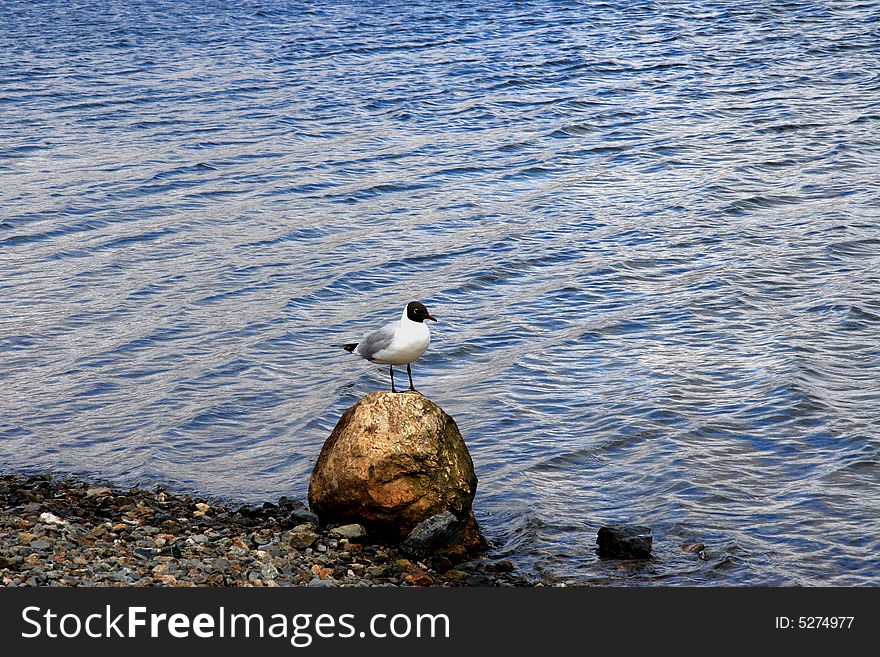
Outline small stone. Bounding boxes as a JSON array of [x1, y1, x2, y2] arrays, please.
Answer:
[[681, 542, 706, 553], [286, 530, 317, 550], [488, 559, 515, 574], [434, 544, 469, 563], [38, 512, 68, 525], [402, 512, 460, 552], [404, 571, 434, 587], [265, 542, 287, 558], [277, 496, 301, 510], [682, 542, 708, 559], [329, 524, 366, 539], [310, 565, 333, 579], [195, 503, 210, 512], [86, 487, 113, 497], [464, 572, 496, 586], [442, 569, 469, 582], [363, 565, 384, 578], [289, 508, 320, 526], [30, 539, 52, 551], [18, 532, 36, 544], [134, 547, 157, 560]]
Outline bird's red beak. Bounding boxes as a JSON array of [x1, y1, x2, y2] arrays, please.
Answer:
[[426, 314, 437, 322]]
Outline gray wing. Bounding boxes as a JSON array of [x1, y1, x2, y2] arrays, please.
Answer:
[[354, 320, 397, 361]]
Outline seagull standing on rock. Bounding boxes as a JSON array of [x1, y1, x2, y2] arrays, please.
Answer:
[[341, 301, 437, 393]]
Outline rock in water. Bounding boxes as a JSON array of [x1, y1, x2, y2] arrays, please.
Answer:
[[596, 524, 653, 559], [308, 391, 485, 550], [402, 511, 461, 553]]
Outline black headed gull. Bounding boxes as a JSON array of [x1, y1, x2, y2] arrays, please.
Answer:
[[342, 301, 437, 393]]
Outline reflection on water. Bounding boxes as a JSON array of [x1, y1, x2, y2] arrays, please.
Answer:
[[1, 0, 879, 585]]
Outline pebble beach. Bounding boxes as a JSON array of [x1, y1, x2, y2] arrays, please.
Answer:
[[0, 474, 529, 588]]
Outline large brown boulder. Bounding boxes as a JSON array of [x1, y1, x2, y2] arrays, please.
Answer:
[[308, 391, 484, 551]]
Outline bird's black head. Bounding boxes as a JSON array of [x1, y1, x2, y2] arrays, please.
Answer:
[[406, 301, 437, 323]]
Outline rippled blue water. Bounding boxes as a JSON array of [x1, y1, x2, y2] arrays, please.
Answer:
[[2, 0, 880, 585]]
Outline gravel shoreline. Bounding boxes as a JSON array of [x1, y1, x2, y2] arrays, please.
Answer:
[[0, 474, 534, 587]]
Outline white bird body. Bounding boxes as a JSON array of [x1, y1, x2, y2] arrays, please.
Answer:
[[342, 301, 437, 392], [356, 308, 431, 365]]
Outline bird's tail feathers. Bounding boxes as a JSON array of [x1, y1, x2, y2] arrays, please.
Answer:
[[340, 343, 358, 353]]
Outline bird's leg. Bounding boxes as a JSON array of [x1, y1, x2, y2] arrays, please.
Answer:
[[389, 366, 397, 393], [407, 363, 416, 391]]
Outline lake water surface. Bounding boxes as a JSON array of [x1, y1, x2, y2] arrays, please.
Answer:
[[2, 0, 879, 585]]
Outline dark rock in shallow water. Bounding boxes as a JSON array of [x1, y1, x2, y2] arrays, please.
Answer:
[[402, 512, 460, 553], [597, 524, 653, 559]]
